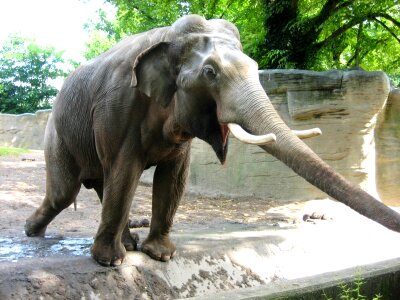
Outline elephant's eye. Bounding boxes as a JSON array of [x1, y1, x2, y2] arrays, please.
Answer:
[[203, 65, 217, 80]]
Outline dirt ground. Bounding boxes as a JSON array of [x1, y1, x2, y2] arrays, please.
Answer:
[[0, 150, 300, 258], [0, 150, 307, 299]]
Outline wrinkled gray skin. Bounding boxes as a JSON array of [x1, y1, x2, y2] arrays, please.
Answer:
[[25, 15, 400, 266]]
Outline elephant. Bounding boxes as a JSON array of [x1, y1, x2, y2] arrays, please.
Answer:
[[25, 15, 400, 267]]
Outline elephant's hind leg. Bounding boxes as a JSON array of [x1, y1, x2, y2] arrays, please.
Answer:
[[25, 126, 81, 237]]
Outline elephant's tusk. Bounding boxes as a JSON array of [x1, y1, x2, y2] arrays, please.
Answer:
[[293, 128, 322, 139], [228, 123, 276, 145]]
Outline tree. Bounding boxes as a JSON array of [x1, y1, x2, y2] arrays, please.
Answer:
[[260, 0, 400, 74], [0, 35, 68, 114], [84, 0, 265, 60], [85, 0, 400, 82], [84, 9, 125, 60]]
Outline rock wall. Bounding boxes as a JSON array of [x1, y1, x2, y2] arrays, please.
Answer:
[[187, 70, 392, 202], [0, 70, 398, 203], [376, 89, 400, 205], [0, 109, 50, 150]]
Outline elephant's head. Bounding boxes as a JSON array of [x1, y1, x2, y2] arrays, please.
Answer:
[[132, 15, 400, 233]]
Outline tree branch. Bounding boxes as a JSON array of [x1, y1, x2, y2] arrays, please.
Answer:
[[311, 0, 354, 30], [376, 13, 400, 28], [346, 36, 390, 67], [219, 0, 235, 19], [209, 0, 219, 18], [353, 22, 363, 66], [374, 17, 400, 44], [316, 11, 400, 50], [315, 17, 363, 49], [129, 3, 156, 23], [335, 0, 354, 12]]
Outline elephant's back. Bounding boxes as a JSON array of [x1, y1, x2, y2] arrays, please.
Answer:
[[49, 26, 171, 174], [54, 25, 170, 114], [50, 64, 101, 175]]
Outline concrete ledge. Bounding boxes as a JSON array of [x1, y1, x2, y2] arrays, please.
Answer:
[[189, 257, 400, 300]]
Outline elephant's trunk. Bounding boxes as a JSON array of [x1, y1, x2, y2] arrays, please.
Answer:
[[233, 80, 400, 233]]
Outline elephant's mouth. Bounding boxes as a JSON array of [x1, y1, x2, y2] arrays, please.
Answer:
[[190, 109, 230, 164], [220, 124, 230, 148], [214, 122, 276, 164], [211, 123, 229, 164], [219, 124, 230, 164]]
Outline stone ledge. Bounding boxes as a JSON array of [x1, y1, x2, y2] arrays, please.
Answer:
[[189, 257, 400, 300]]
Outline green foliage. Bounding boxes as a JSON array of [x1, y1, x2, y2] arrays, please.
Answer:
[[260, 0, 400, 73], [110, 0, 185, 32], [0, 34, 69, 114], [310, 1, 400, 72], [84, 0, 265, 60], [323, 274, 382, 300], [83, 9, 125, 60], [0, 147, 30, 156], [84, 0, 400, 77], [388, 74, 400, 87]]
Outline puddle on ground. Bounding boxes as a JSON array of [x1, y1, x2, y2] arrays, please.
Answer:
[[0, 237, 93, 262]]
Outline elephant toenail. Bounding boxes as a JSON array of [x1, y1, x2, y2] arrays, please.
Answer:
[[112, 258, 122, 266], [161, 255, 171, 262]]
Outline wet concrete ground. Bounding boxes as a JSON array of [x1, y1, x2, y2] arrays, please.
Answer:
[[0, 236, 93, 262]]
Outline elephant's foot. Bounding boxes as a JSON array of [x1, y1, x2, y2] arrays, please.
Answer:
[[122, 225, 139, 251], [141, 235, 176, 262], [25, 210, 53, 237], [91, 234, 126, 267], [25, 220, 47, 237]]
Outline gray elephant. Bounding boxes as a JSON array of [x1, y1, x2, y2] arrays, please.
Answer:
[[25, 15, 400, 266]]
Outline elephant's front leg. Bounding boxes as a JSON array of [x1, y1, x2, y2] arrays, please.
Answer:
[[142, 147, 190, 262], [91, 157, 143, 266]]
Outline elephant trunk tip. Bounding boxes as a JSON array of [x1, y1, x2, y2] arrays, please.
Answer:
[[383, 213, 400, 233], [343, 189, 400, 234]]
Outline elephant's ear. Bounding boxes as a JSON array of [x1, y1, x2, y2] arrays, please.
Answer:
[[131, 42, 176, 108]]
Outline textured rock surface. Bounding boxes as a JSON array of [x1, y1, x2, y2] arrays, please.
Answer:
[[0, 109, 50, 150], [0, 71, 397, 203], [376, 88, 400, 205]]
